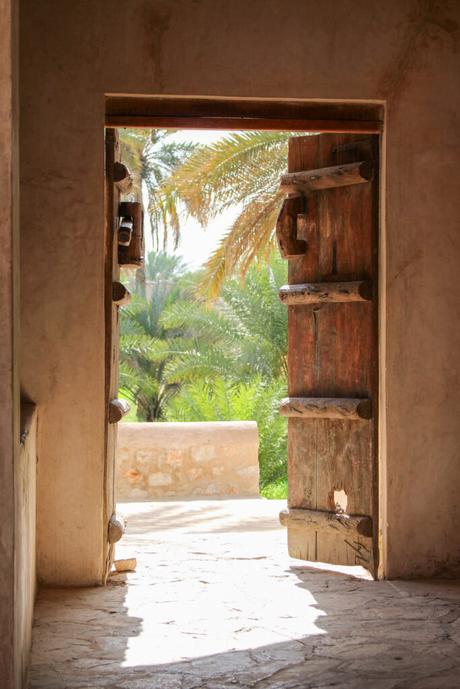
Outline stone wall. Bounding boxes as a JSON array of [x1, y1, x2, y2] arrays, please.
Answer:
[[116, 422, 259, 500]]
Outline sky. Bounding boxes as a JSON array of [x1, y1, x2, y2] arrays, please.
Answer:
[[143, 129, 242, 270]]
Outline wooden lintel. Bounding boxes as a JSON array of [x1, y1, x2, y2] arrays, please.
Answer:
[[108, 398, 130, 423], [279, 508, 373, 538], [279, 397, 372, 420], [279, 281, 372, 305], [112, 281, 131, 306], [280, 161, 373, 193], [106, 115, 382, 134]]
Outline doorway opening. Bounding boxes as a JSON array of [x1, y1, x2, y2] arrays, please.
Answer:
[[115, 126, 295, 504], [104, 99, 382, 582], [39, 98, 456, 689], [100, 97, 384, 680]]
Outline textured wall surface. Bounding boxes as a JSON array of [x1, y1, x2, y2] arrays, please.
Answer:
[[0, 0, 20, 685], [19, 0, 460, 582], [16, 403, 37, 688], [116, 422, 259, 500]]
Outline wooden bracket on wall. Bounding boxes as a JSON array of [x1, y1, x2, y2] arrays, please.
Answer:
[[276, 195, 308, 259], [279, 281, 372, 305], [108, 398, 131, 423], [118, 217, 133, 246], [113, 162, 133, 194], [279, 397, 372, 420], [118, 201, 144, 269], [108, 513, 126, 544], [112, 281, 131, 306]]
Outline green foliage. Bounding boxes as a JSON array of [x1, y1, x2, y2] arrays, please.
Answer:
[[119, 128, 310, 297], [158, 130, 294, 296], [160, 252, 288, 385], [119, 251, 190, 421], [260, 477, 288, 500], [165, 377, 287, 487], [119, 250, 289, 485], [119, 129, 197, 248]]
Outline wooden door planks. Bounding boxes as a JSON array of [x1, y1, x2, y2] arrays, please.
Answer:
[[276, 196, 307, 259], [284, 134, 378, 572], [104, 129, 124, 582]]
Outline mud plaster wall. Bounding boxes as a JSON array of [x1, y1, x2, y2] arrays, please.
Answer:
[[0, 0, 21, 685], [19, 0, 460, 583], [116, 422, 259, 500], [16, 404, 37, 689]]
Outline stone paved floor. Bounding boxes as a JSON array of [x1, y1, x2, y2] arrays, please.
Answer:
[[30, 499, 460, 689]]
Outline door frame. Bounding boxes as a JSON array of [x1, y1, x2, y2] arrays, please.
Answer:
[[104, 95, 387, 578]]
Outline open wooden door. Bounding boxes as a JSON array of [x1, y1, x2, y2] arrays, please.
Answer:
[[103, 129, 143, 581], [277, 134, 379, 576]]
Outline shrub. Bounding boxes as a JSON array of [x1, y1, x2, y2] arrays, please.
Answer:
[[165, 376, 287, 488]]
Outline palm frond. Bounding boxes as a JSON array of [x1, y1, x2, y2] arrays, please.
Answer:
[[159, 131, 290, 226], [199, 190, 285, 298]]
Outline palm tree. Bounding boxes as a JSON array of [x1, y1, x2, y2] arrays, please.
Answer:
[[158, 131, 294, 297], [118, 128, 197, 248], [119, 251, 190, 420], [159, 252, 288, 385], [119, 129, 305, 297]]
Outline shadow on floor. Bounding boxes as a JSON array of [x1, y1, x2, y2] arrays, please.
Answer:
[[30, 565, 460, 689]]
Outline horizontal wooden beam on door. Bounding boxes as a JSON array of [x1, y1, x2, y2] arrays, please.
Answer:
[[279, 397, 372, 420], [280, 161, 373, 192], [279, 281, 372, 304], [280, 508, 373, 538]]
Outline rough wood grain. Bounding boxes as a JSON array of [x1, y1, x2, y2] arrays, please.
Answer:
[[280, 508, 373, 538], [276, 196, 307, 258], [284, 134, 379, 575], [279, 281, 372, 304], [279, 397, 372, 420], [280, 161, 373, 193], [105, 96, 384, 132]]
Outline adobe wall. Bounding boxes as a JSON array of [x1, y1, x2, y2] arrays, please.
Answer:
[[116, 422, 259, 500], [16, 404, 37, 688], [1, 0, 22, 685], [20, 0, 460, 581]]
